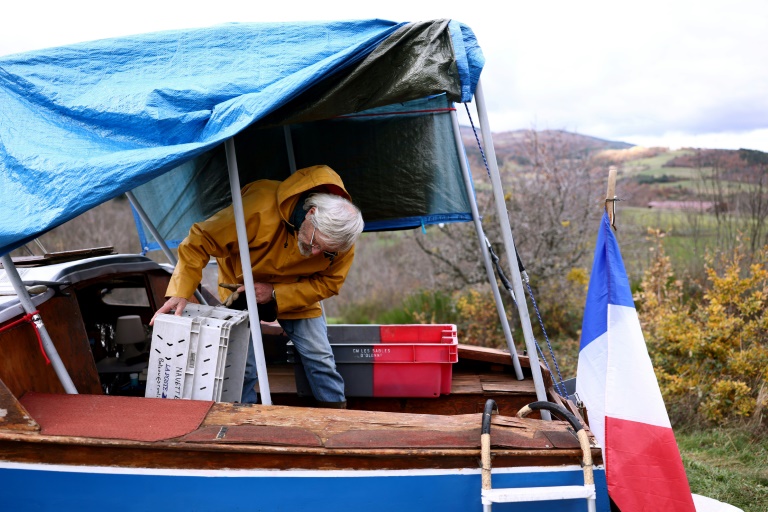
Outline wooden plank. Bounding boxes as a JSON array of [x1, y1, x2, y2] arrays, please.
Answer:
[[9, 247, 115, 267], [182, 425, 322, 447], [325, 429, 480, 449], [268, 366, 299, 394], [204, 403, 486, 440], [0, 378, 39, 432], [480, 377, 536, 394], [203, 403, 583, 448], [0, 295, 102, 397], [458, 344, 530, 367], [0, 398, 601, 470], [549, 386, 588, 427], [449, 374, 483, 394], [269, 375, 298, 394], [343, 395, 533, 416], [0, 436, 591, 470], [540, 429, 581, 449]]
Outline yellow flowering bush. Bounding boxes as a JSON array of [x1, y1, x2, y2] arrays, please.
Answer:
[[454, 288, 507, 347], [635, 231, 768, 426]]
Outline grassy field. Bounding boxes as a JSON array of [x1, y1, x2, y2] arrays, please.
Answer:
[[618, 205, 757, 278], [621, 149, 696, 177], [679, 429, 768, 512]]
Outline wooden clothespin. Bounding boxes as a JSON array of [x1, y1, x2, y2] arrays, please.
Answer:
[[605, 166, 618, 230]]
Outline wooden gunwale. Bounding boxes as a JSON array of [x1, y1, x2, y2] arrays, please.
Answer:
[[0, 401, 601, 470], [0, 433, 596, 470]]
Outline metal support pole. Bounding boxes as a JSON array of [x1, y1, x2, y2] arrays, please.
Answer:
[[450, 110, 524, 380], [33, 238, 47, 254], [473, 79, 551, 418], [283, 126, 298, 174], [1, 254, 78, 394], [224, 138, 272, 405], [126, 191, 207, 306]]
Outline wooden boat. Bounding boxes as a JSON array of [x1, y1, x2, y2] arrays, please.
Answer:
[[0, 19, 608, 511], [0, 252, 605, 511]]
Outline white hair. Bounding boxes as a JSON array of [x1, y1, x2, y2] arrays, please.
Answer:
[[304, 193, 364, 252]]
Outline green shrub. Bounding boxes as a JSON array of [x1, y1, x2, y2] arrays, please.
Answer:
[[635, 230, 768, 427], [337, 289, 455, 325]]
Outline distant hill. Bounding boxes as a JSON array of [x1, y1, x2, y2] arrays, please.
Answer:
[[460, 127, 634, 167], [460, 127, 633, 151], [459, 127, 767, 208]]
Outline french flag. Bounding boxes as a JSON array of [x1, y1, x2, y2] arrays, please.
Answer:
[[577, 212, 696, 511]]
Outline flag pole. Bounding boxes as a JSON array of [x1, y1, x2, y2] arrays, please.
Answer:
[[606, 166, 617, 229]]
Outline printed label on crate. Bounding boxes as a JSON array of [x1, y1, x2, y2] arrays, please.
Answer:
[[145, 315, 197, 400], [349, 347, 392, 361], [151, 356, 185, 399]]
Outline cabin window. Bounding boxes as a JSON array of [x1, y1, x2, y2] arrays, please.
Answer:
[[100, 286, 151, 307]]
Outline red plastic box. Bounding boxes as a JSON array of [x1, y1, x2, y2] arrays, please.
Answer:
[[296, 324, 459, 397]]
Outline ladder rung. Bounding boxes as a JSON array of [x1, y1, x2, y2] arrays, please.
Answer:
[[482, 484, 595, 504]]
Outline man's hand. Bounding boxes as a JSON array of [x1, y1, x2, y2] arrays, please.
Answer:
[[150, 296, 189, 326], [220, 282, 275, 306], [254, 282, 275, 304], [220, 283, 242, 307]]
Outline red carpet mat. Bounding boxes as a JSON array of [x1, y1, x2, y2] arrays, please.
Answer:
[[20, 392, 213, 442]]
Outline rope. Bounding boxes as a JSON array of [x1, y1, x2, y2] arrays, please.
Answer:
[[464, 104, 493, 181], [524, 281, 570, 399], [484, 238, 569, 399], [0, 311, 50, 365], [464, 104, 569, 399]]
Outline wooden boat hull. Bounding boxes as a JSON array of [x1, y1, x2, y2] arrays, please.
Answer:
[[0, 255, 609, 511]]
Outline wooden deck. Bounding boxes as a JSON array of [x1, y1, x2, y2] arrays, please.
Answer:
[[0, 347, 597, 472], [0, 399, 596, 471]]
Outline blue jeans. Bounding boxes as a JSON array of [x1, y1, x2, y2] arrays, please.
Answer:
[[241, 315, 345, 404]]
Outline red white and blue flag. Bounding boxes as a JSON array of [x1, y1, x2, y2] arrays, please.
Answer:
[[576, 212, 695, 511]]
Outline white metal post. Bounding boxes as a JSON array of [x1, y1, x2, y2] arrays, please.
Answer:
[[449, 110, 524, 380], [1, 254, 78, 394], [224, 138, 272, 405], [125, 191, 207, 306], [473, 79, 551, 418]]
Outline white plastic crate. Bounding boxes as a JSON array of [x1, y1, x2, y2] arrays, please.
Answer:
[[145, 304, 251, 402]]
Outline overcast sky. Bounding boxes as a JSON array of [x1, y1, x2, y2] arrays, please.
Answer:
[[2, 0, 767, 151]]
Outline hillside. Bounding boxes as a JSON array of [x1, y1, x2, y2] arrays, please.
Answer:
[[461, 127, 634, 152], [460, 127, 633, 165], [461, 127, 766, 209]]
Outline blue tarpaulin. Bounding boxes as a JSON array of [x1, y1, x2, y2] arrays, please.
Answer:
[[0, 19, 484, 256]]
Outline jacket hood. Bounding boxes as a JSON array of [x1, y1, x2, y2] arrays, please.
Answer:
[[276, 165, 352, 229]]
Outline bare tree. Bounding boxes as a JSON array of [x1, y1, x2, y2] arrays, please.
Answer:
[[505, 130, 603, 283], [737, 149, 768, 254], [687, 149, 768, 263], [406, 129, 604, 312]]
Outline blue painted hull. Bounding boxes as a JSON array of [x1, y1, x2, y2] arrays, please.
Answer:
[[1, 463, 609, 512]]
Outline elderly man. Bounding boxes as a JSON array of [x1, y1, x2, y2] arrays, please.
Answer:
[[151, 165, 364, 408]]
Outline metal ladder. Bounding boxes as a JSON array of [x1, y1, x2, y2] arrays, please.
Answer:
[[480, 400, 597, 512]]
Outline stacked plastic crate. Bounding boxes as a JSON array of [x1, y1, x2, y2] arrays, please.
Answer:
[[293, 324, 458, 397], [145, 304, 250, 402]]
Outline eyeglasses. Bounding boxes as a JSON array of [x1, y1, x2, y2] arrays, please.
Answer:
[[308, 221, 338, 261], [309, 225, 322, 251]]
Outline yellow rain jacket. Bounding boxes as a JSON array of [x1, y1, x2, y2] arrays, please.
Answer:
[[166, 165, 356, 320]]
